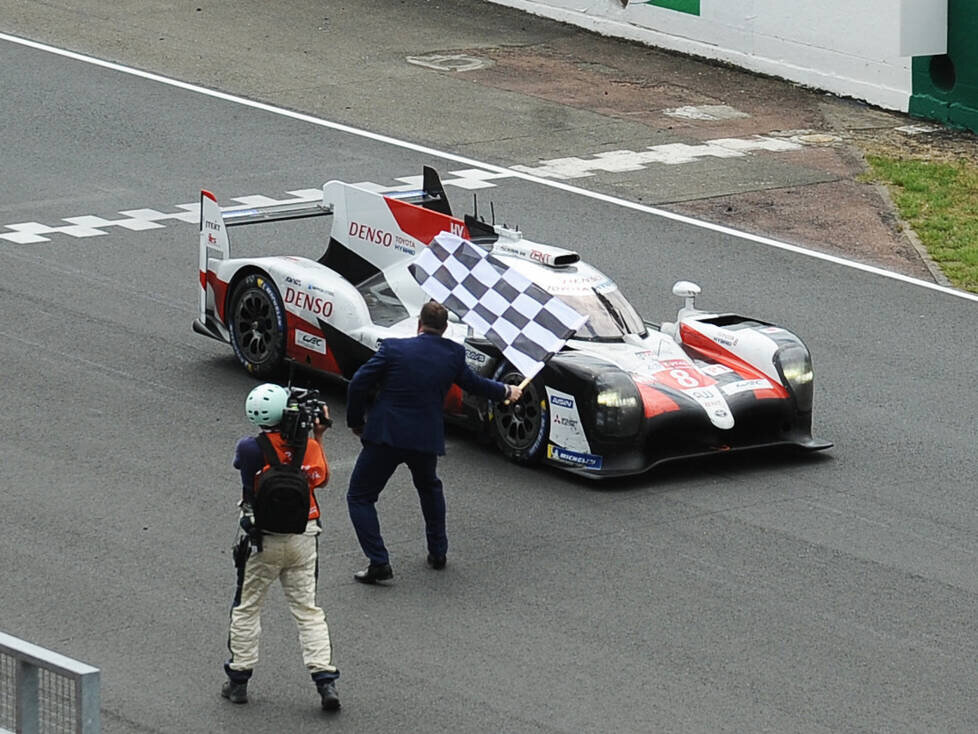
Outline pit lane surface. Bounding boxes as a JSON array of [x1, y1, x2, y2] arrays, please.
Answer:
[[1, 37, 977, 734]]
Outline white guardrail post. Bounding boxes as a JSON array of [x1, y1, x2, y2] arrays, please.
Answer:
[[0, 631, 100, 734]]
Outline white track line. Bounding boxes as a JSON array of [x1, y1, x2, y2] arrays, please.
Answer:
[[3, 32, 976, 304]]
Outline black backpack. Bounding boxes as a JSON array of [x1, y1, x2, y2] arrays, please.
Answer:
[[252, 433, 311, 534]]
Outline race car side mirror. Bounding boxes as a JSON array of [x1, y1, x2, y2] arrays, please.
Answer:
[[665, 281, 703, 341], [672, 281, 701, 311]]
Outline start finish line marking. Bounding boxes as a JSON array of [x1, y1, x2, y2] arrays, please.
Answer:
[[2, 136, 799, 244], [0, 169, 512, 244]]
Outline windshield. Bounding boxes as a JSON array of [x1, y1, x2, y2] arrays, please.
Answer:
[[557, 286, 646, 341]]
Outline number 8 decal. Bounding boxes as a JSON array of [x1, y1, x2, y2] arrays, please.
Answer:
[[670, 369, 699, 388]]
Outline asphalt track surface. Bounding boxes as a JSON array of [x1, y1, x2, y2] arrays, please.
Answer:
[[2, 33, 977, 734]]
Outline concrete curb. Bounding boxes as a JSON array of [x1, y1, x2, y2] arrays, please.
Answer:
[[870, 181, 952, 287]]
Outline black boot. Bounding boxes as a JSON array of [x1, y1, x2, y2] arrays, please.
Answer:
[[317, 680, 340, 711], [221, 679, 248, 704]]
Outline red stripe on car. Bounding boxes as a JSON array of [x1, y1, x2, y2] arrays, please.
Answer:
[[630, 375, 682, 418], [385, 197, 468, 244], [285, 313, 343, 375], [443, 384, 464, 415], [207, 271, 230, 323], [679, 324, 788, 400]]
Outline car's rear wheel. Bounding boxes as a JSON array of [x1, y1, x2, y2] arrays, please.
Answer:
[[491, 362, 549, 465], [228, 273, 286, 378]]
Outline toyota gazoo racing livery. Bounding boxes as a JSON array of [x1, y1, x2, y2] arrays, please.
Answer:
[[194, 166, 831, 478]]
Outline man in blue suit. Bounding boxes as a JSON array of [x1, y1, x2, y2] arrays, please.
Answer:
[[346, 300, 523, 583]]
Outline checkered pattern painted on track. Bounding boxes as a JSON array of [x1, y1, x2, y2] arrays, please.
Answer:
[[0, 169, 515, 245], [1, 136, 804, 245]]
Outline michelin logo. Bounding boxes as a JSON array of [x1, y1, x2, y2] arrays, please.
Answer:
[[547, 445, 603, 470]]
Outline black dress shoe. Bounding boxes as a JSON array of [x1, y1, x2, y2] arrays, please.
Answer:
[[353, 563, 393, 584], [426, 553, 447, 570]]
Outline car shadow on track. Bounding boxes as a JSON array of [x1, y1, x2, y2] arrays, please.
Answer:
[[505, 446, 837, 495], [591, 448, 836, 493]]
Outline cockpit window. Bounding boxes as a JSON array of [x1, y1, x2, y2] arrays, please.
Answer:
[[556, 286, 646, 341], [357, 271, 408, 326]]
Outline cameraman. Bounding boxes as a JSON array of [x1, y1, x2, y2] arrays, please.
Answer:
[[222, 383, 341, 712]]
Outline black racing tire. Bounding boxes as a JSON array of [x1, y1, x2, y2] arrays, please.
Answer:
[[228, 273, 287, 378], [490, 362, 549, 465]]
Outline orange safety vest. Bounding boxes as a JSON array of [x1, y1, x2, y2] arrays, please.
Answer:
[[257, 432, 329, 520]]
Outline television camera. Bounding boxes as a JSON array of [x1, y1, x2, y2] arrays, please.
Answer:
[[279, 386, 332, 444]]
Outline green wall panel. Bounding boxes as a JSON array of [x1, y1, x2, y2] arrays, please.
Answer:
[[642, 0, 700, 15], [910, 0, 978, 132]]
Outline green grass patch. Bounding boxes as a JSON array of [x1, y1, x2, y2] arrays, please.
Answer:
[[864, 155, 978, 293]]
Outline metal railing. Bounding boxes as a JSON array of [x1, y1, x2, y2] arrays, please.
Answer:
[[0, 632, 100, 734]]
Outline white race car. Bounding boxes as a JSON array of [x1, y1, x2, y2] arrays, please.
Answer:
[[195, 167, 830, 478]]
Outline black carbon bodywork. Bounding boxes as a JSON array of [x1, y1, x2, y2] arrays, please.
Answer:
[[477, 334, 830, 479], [317, 318, 377, 380]]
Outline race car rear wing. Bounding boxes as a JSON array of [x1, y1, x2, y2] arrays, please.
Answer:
[[221, 197, 333, 227], [216, 165, 450, 227], [200, 164, 450, 252], [197, 166, 451, 321]]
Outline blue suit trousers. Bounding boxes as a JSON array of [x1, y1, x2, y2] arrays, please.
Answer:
[[347, 441, 445, 565]]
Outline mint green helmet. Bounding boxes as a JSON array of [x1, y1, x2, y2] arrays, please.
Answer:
[[245, 383, 289, 427]]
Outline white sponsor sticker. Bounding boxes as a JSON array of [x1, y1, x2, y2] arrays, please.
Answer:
[[713, 330, 739, 348], [681, 384, 734, 429], [700, 363, 734, 376], [546, 387, 591, 453], [295, 328, 327, 354], [720, 378, 772, 395]]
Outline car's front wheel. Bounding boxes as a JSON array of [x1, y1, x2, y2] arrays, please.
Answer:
[[490, 362, 549, 465], [228, 273, 286, 378]]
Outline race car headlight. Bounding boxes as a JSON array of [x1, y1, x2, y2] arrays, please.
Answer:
[[775, 343, 814, 412], [594, 372, 642, 438]]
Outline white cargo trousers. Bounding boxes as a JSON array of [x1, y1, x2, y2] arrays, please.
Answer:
[[228, 528, 337, 675]]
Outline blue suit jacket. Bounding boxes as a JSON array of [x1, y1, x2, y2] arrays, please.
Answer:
[[346, 332, 507, 455]]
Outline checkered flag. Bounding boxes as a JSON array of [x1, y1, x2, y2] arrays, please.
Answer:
[[409, 232, 588, 380]]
